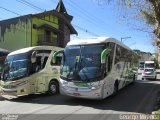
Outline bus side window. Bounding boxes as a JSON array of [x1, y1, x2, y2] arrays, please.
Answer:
[[55, 56, 62, 65], [51, 53, 62, 66], [36, 56, 41, 70], [42, 57, 48, 69], [30, 50, 50, 74], [37, 51, 50, 70], [108, 43, 115, 72], [106, 42, 115, 72], [115, 45, 121, 64], [107, 55, 111, 72]]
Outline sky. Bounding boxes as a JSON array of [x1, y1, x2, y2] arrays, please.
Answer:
[[0, 0, 156, 53]]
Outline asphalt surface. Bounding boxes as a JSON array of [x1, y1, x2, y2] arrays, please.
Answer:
[[0, 80, 160, 120]]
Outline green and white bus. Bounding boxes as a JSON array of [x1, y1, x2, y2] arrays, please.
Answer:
[[0, 46, 63, 98], [54, 37, 138, 99]]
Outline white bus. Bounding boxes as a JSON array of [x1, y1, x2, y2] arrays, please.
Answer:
[[54, 37, 138, 99], [142, 61, 156, 80], [0, 46, 63, 98]]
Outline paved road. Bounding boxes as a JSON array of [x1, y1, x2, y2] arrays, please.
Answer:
[[0, 80, 160, 120]]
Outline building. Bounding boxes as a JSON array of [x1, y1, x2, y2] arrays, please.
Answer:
[[0, 0, 77, 51]]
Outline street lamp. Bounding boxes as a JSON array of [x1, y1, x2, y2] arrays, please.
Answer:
[[121, 37, 131, 43]]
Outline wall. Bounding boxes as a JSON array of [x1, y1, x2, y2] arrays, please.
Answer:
[[63, 25, 70, 47], [0, 15, 32, 51], [32, 14, 58, 46]]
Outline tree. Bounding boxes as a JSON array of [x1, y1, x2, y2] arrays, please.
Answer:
[[148, 0, 160, 40], [97, 0, 160, 44]]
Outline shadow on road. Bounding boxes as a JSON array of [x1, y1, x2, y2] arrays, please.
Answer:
[[3, 80, 160, 114]]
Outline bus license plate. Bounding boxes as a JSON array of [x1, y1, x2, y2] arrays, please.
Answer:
[[73, 93, 81, 96]]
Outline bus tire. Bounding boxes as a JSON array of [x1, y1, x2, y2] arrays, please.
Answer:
[[48, 81, 59, 95], [113, 82, 118, 96]]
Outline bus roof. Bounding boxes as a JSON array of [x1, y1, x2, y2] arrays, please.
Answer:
[[67, 37, 131, 50], [145, 61, 154, 63], [139, 61, 144, 63], [8, 46, 63, 56]]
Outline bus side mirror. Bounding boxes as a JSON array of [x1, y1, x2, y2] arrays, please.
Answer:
[[52, 50, 64, 65], [31, 51, 37, 63], [101, 49, 110, 64]]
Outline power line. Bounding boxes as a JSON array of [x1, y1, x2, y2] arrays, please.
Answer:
[[65, 1, 101, 26], [62, 0, 105, 36], [66, 0, 151, 39], [72, 35, 80, 39], [0, 6, 21, 16], [15, 0, 99, 37], [0, 8, 87, 37], [0, 0, 100, 37], [0, 3, 96, 37], [20, 0, 100, 37], [16, 0, 44, 12], [64, 0, 117, 34], [74, 24, 99, 37], [67, 0, 107, 25]]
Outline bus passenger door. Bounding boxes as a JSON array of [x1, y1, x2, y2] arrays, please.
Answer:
[[36, 55, 49, 93], [34, 51, 50, 93], [28, 72, 46, 94]]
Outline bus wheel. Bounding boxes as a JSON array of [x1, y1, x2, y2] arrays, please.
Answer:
[[113, 82, 118, 96], [48, 81, 59, 95]]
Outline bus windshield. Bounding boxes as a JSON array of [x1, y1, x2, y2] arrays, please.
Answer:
[[0, 56, 6, 75], [61, 44, 105, 82], [145, 63, 154, 68], [2, 53, 29, 81]]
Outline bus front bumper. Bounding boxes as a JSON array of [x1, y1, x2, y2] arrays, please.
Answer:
[[0, 85, 29, 98], [60, 84, 103, 100]]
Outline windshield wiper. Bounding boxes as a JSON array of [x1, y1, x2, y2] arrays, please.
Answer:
[[80, 59, 89, 81], [65, 60, 80, 80]]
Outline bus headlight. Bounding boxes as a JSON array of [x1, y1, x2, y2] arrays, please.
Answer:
[[91, 85, 100, 90], [62, 81, 68, 87]]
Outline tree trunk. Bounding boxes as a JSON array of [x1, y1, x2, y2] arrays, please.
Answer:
[[149, 0, 160, 38]]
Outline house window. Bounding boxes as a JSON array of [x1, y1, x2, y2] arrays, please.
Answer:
[[45, 30, 51, 42], [33, 24, 37, 29]]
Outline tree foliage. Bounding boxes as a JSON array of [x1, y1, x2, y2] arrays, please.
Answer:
[[97, 0, 160, 42], [148, 0, 160, 39]]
